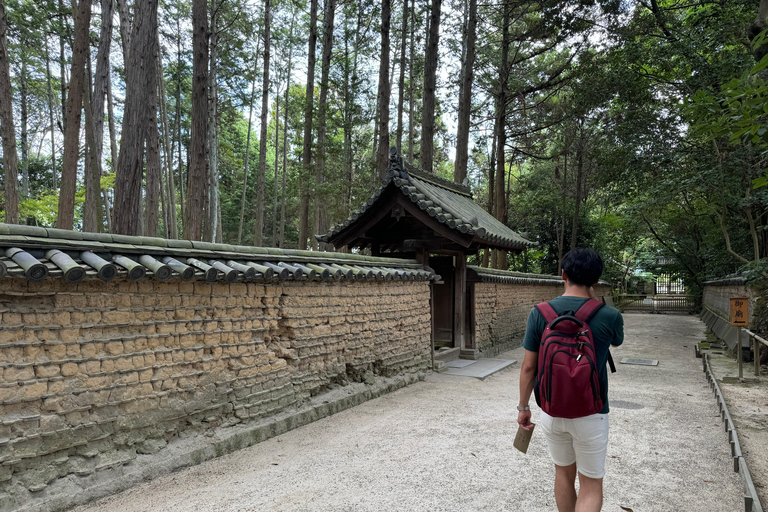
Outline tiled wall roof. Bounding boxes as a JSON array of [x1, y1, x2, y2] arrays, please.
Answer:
[[0, 224, 438, 284]]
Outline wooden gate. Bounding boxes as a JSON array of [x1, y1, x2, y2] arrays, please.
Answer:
[[614, 294, 697, 314]]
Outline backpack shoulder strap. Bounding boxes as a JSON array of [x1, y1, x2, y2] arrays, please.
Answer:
[[534, 302, 558, 324], [573, 298, 604, 323], [574, 299, 617, 373]]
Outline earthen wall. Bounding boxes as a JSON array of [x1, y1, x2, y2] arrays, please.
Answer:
[[474, 281, 612, 356], [703, 281, 756, 325], [0, 277, 430, 510]]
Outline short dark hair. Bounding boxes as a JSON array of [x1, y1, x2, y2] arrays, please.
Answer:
[[561, 248, 603, 286]]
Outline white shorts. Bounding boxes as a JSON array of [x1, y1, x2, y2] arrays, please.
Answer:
[[539, 411, 610, 479]]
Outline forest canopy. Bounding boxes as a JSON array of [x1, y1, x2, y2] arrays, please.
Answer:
[[1, 0, 767, 294]]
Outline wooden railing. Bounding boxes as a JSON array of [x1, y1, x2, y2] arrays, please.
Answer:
[[613, 294, 697, 314]]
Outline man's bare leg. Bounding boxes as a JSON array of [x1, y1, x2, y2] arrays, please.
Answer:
[[575, 472, 603, 512], [554, 463, 577, 512]]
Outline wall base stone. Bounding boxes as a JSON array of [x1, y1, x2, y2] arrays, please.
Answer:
[[3, 372, 424, 512]]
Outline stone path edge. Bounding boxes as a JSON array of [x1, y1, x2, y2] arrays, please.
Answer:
[[702, 353, 763, 512], [12, 372, 426, 512]]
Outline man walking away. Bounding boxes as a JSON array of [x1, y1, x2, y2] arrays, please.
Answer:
[[517, 248, 624, 512]]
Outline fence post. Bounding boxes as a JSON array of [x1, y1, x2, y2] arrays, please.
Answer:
[[755, 332, 761, 377]]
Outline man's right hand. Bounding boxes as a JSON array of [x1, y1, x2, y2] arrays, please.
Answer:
[[518, 410, 533, 430]]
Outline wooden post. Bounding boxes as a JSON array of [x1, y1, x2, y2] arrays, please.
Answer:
[[454, 253, 466, 352], [738, 327, 743, 380], [754, 333, 760, 377]]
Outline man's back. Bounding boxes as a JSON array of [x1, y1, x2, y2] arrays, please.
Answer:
[[522, 296, 624, 413]]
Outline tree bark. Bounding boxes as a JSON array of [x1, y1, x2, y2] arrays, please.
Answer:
[[238, 44, 260, 245], [145, 71, 161, 238], [493, 1, 510, 269], [206, 10, 220, 243], [407, 0, 415, 162], [83, 52, 101, 232], [58, 0, 67, 142], [454, 0, 475, 183], [315, 0, 336, 248], [20, 55, 28, 198], [184, 0, 208, 241], [106, 73, 117, 231], [45, 39, 57, 192], [84, 0, 113, 233], [420, 0, 440, 172], [58, 0, 92, 230], [0, 0, 18, 224], [570, 125, 584, 251], [273, 89, 280, 246], [395, 0, 407, 153], [116, 0, 131, 62], [114, 0, 159, 235], [254, 0, 271, 247], [298, 0, 318, 250], [157, 36, 177, 239], [280, 11, 295, 248], [376, 0, 390, 180]]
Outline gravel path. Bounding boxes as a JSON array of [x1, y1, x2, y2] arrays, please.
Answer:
[[70, 314, 742, 512]]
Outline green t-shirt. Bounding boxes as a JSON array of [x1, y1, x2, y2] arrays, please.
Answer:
[[522, 296, 624, 414]]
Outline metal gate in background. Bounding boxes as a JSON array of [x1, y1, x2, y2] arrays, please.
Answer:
[[613, 294, 697, 314]]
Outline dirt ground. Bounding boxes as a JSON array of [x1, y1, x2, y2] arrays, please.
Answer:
[[68, 314, 745, 512], [705, 334, 768, 507]]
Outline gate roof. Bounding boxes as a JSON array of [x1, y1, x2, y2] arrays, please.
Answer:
[[317, 148, 535, 254]]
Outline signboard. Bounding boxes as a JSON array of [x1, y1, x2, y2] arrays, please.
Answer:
[[730, 297, 749, 327]]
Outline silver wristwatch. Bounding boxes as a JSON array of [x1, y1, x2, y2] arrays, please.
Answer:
[[517, 405, 530, 411]]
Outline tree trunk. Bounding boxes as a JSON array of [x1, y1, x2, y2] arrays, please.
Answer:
[[254, 0, 271, 247], [280, 12, 295, 248], [493, 1, 509, 269], [116, 0, 131, 62], [0, 0, 18, 224], [145, 73, 161, 238], [420, 0, 440, 172], [106, 73, 117, 231], [184, 0, 208, 241], [114, 0, 158, 235], [376, 0, 390, 180], [83, 52, 101, 233], [45, 40, 58, 192], [58, 0, 92, 231], [157, 35, 177, 239], [58, 0, 67, 141], [407, 0, 415, 162], [570, 128, 584, 252], [395, 0, 407, 153], [315, 0, 336, 249], [206, 12, 220, 243], [238, 44, 260, 246], [20, 55, 29, 198], [298, 0, 318, 250], [557, 150, 568, 274], [273, 89, 280, 246], [84, 0, 113, 232], [454, 0, 475, 183]]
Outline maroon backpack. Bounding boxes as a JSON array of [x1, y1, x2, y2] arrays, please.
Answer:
[[533, 299, 616, 419]]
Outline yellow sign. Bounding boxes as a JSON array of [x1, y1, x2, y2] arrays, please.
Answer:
[[730, 297, 749, 326]]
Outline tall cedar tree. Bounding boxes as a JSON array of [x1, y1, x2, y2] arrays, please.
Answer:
[[377, 0, 391, 180], [184, 0, 208, 241], [114, 0, 159, 235], [454, 0, 476, 183], [299, 0, 318, 250], [395, 0, 407, 152], [83, 0, 113, 233], [315, 0, 335, 248], [0, 0, 18, 223], [58, 0, 91, 230], [493, 0, 510, 269], [254, 0, 270, 246], [421, 0, 440, 172]]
